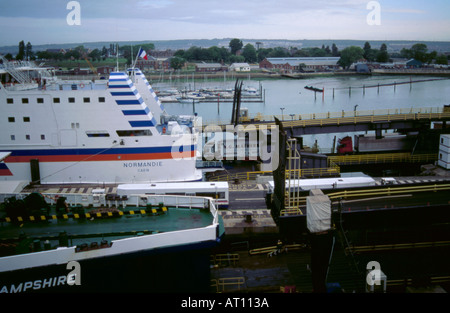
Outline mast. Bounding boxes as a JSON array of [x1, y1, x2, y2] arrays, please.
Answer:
[[116, 43, 119, 71]]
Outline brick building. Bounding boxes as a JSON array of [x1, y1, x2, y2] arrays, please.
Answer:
[[259, 57, 341, 72]]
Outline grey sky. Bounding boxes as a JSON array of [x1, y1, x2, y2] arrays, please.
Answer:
[[0, 0, 449, 46]]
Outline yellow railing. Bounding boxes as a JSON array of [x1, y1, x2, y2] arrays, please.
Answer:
[[208, 165, 340, 182], [328, 153, 438, 166], [327, 183, 450, 200], [280, 183, 450, 216], [211, 253, 240, 266], [200, 107, 450, 128], [211, 277, 246, 293], [346, 241, 450, 254]]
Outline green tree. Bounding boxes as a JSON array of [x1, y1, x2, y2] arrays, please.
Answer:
[[207, 46, 223, 62], [425, 51, 437, 64], [363, 42, 371, 57], [170, 57, 185, 70], [229, 38, 243, 55], [16, 40, 25, 60], [101, 46, 108, 60], [267, 47, 290, 58], [338, 46, 364, 69], [332, 43, 340, 57], [410, 43, 428, 62], [242, 44, 257, 63], [88, 49, 102, 62], [435, 54, 448, 65], [25, 42, 34, 60], [376, 43, 389, 63]]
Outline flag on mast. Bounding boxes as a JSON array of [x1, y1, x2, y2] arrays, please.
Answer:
[[138, 48, 148, 60]]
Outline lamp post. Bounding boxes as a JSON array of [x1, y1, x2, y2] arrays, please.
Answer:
[[280, 107, 285, 120]]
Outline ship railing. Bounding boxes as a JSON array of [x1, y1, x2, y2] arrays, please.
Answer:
[[44, 80, 109, 91], [0, 192, 219, 225]]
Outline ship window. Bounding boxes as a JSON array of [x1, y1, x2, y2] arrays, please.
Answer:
[[98, 97, 105, 103], [116, 130, 152, 137], [23, 117, 30, 122], [86, 131, 110, 137], [37, 98, 44, 104], [83, 97, 90, 103], [69, 97, 75, 103], [22, 98, 29, 104], [10, 135, 15, 141], [8, 117, 15, 122], [53, 98, 60, 103], [26, 135, 30, 140], [7, 98, 13, 104], [41, 134, 46, 140]]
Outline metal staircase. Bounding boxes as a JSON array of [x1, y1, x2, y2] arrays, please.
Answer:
[[0, 55, 33, 84]]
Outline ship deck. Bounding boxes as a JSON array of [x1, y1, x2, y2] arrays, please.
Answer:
[[0, 203, 216, 256]]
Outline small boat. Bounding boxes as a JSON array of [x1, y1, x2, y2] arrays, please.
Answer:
[[177, 97, 200, 104], [304, 86, 324, 92]]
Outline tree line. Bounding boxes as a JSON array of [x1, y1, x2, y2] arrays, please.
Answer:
[[171, 38, 342, 68], [2, 41, 155, 65], [337, 42, 448, 69], [5, 39, 448, 71]]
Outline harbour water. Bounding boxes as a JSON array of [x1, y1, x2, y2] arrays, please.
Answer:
[[155, 75, 450, 152]]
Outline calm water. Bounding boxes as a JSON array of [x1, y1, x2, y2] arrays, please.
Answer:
[[155, 75, 450, 151]]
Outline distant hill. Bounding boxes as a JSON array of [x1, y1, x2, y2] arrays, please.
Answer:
[[1, 39, 450, 55]]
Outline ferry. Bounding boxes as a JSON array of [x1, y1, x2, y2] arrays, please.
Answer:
[[0, 57, 202, 185], [0, 190, 224, 293]]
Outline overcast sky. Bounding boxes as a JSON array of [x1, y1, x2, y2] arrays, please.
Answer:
[[0, 0, 449, 46]]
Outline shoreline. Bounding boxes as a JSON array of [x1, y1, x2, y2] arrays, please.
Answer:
[[144, 69, 450, 82]]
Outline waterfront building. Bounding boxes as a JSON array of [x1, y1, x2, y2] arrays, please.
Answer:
[[229, 63, 251, 72], [259, 57, 341, 72], [195, 62, 228, 72]]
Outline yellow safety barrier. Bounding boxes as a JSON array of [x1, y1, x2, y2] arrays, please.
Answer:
[[208, 165, 340, 182], [0, 207, 168, 223], [211, 253, 240, 266], [211, 277, 246, 293], [346, 241, 450, 254], [280, 208, 304, 216], [328, 153, 438, 166], [327, 183, 450, 200], [202, 107, 450, 129], [249, 244, 305, 255]]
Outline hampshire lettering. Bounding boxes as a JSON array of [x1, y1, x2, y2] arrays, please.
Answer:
[[0, 276, 68, 293]]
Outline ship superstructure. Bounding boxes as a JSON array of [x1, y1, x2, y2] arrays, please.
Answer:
[[0, 58, 202, 184]]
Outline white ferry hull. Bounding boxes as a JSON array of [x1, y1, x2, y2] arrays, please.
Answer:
[[0, 65, 202, 184]]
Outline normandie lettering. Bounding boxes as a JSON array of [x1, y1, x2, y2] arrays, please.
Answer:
[[123, 161, 163, 168]]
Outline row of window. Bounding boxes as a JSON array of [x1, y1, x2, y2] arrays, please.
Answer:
[[10, 134, 46, 141], [7, 130, 153, 142], [6, 97, 106, 104], [8, 117, 30, 122]]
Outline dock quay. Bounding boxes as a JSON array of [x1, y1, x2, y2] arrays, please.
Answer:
[[10, 169, 450, 293], [211, 175, 450, 293]]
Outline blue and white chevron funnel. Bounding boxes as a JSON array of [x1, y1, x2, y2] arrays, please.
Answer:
[[108, 72, 157, 127]]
